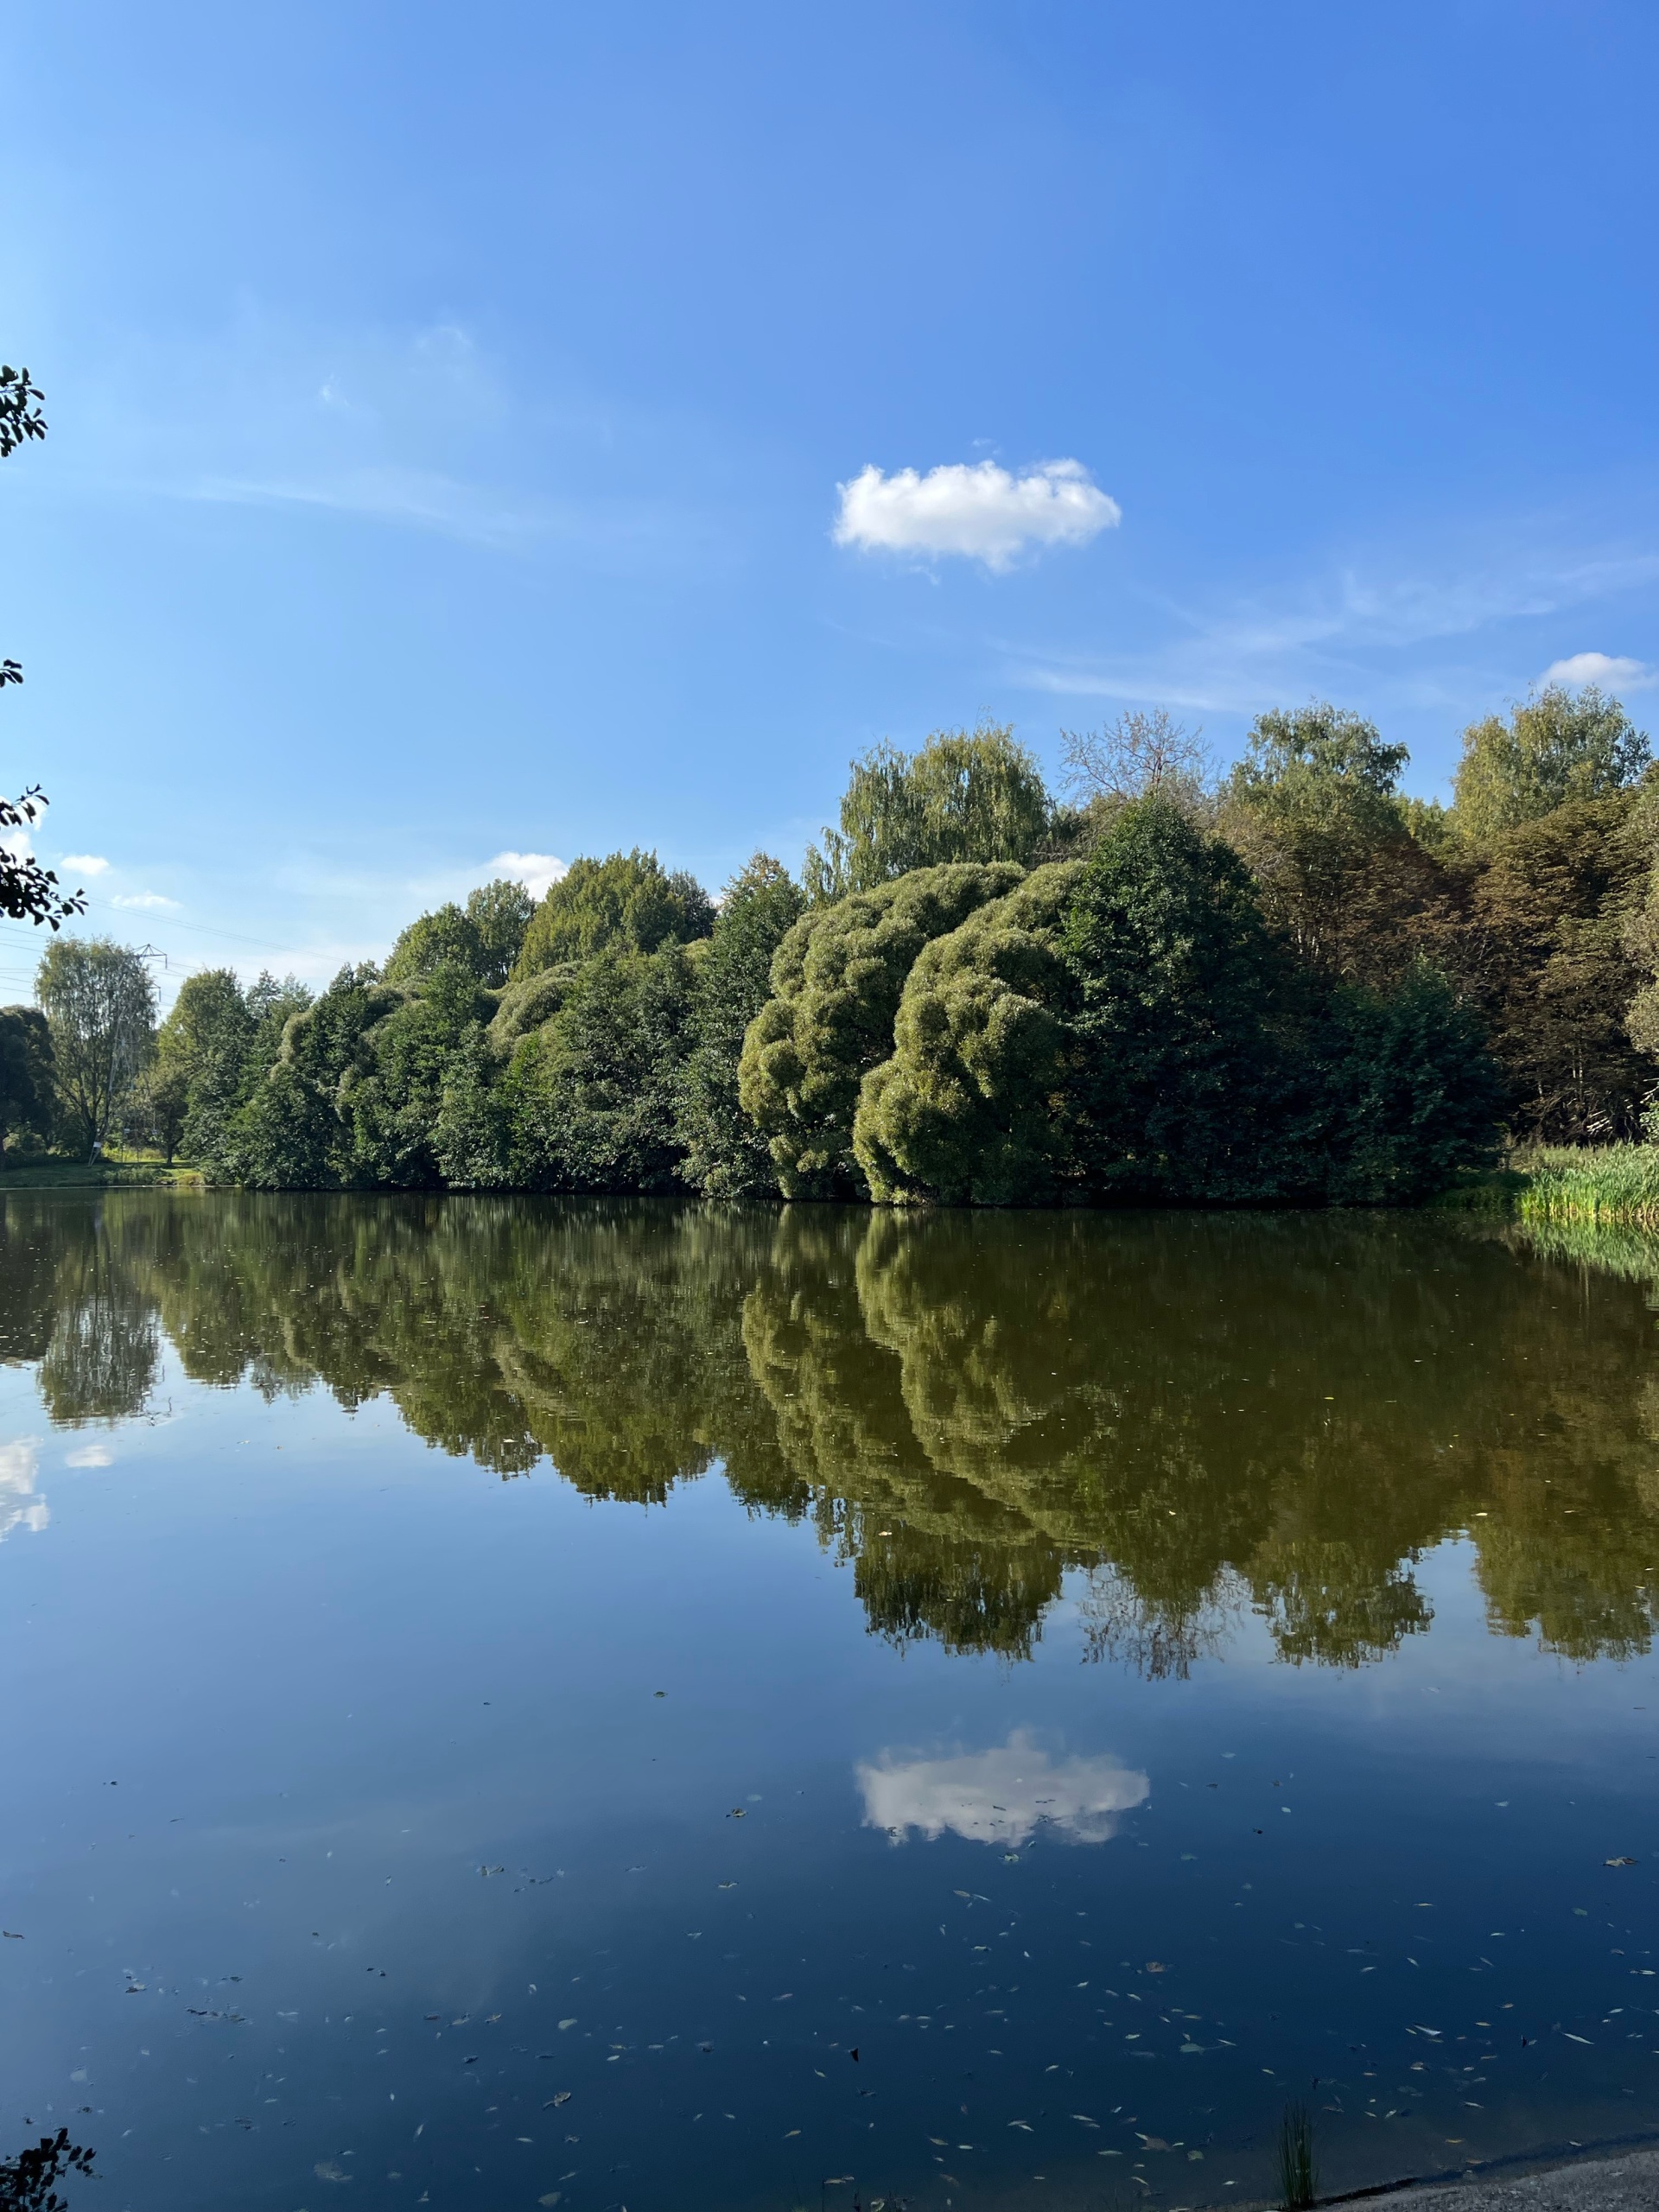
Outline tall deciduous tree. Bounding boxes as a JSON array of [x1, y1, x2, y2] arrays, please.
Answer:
[[384, 879, 536, 989], [512, 851, 714, 981], [35, 938, 156, 1155], [804, 723, 1051, 899], [1453, 684, 1650, 842]]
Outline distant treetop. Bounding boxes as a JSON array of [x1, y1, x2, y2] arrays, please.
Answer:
[[512, 849, 715, 981]]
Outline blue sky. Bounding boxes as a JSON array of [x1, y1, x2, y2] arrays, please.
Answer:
[[3, 0, 1657, 1000]]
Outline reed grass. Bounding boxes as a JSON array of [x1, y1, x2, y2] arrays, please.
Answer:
[[1275, 2101, 1318, 2212], [1513, 1143, 1659, 1227]]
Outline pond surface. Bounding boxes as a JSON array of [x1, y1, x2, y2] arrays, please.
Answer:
[[1, 1194, 1658, 2212]]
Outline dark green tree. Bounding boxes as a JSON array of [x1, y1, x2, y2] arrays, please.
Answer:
[[1062, 796, 1309, 1201], [677, 854, 805, 1197], [503, 944, 699, 1191], [0, 1005, 54, 1157], [1316, 962, 1507, 1202]]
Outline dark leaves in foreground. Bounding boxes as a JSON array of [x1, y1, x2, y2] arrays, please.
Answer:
[[0, 2131, 95, 2212]]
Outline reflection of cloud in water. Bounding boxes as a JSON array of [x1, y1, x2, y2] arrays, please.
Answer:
[[0, 1440, 49, 1542], [65, 1444, 112, 1468], [857, 1729, 1149, 1847]]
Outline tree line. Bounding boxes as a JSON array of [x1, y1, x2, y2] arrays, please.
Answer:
[[3, 686, 1656, 1200]]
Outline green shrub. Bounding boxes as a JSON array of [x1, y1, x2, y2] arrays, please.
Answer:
[[738, 861, 1026, 1198], [854, 865, 1083, 1205]]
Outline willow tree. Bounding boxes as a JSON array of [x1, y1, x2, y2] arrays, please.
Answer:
[[738, 861, 1025, 1198]]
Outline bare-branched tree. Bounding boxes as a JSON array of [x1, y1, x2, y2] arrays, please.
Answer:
[[1059, 707, 1213, 817]]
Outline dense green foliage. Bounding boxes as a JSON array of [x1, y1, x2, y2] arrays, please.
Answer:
[[15, 679, 1659, 1201], [1452, 684, 1649, 841], [740, 861, 1026, 1197], [803, 723, 1050, 899], [512, 849, 714, 980], [35, 938, 157, 1156], [384, 878, 535, 989], [0, 1006, 53, 1156], [677, 855, 807, 1198]]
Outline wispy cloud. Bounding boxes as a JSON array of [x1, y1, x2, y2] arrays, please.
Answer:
[[60, 853, 110, 875], [835, 459, 1120, 571], [183, 466, 555, 550], [1008, 543, 1659, 718], [111, 891, 181, 912], [1539, 650, 1659, 692]]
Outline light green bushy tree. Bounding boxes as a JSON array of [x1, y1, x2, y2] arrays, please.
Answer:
[[512, 851, 714, 981], [35, 937, 157, 1156], [738, 861, 1026, 1198], [804, 724, 1051, 900], [385, 878, 537, 990], [855, 865, 1084, 1205], [1453, 685, 1649, 842]]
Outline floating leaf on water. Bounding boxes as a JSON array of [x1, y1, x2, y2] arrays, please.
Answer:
[[1606, 1856, 1637, 1867], [552, 2091, 571, 2106], [558, 2018, 577, 2030]]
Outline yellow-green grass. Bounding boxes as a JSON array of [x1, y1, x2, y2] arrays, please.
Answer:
[[1514, 1142, 1659, 1227]]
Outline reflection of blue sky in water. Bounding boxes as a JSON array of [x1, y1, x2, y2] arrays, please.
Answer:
[[857, 1729, 1149, 1847]]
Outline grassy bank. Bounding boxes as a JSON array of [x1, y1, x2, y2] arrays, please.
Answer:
[[1513, 1143, 1659, 1227], [0, 1153, 203, 1191]]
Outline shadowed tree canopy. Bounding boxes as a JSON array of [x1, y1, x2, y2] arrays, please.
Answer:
[[512, 850, 714, 981], [677, 855, 806, 1198], [1062, 796, 1311, 1201], [804, 723, 1051, 900], [1453, 684, 1651, 842], [0, 1005, 54, 1157]]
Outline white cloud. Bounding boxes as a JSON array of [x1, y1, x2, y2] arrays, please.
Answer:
[[111, 891, 181, 911], [0, 1440, 48, 1542], [60, 853, 109, 875], [856, 1730, 1149, 1849], [834, 459, 1121, 571], [483, 851, 567, 900], [65, 1443, 112, 1468], [1538, 651, 1658, 692]]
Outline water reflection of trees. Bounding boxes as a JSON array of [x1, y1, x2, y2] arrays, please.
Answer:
[[4, 1191, 1659, 1671]]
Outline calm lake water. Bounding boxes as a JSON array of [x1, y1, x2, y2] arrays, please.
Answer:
[[2, 1194, 1658, 2212]]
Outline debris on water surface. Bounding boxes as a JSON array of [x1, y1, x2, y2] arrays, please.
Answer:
[[1606, 1856, 1637, 1867]]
